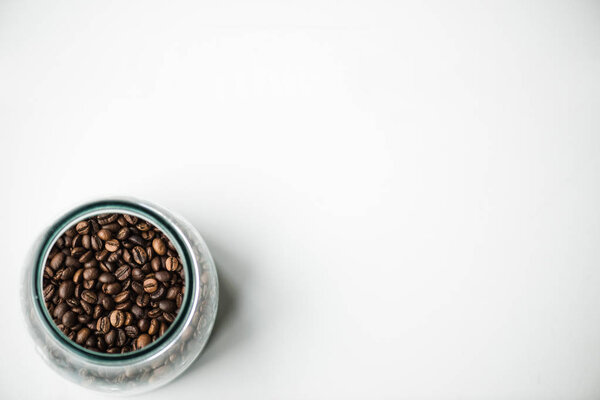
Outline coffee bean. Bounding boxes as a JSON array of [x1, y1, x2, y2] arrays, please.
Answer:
[[80, 300, 92, 315], [85, 336, 96, 348], [149, 285, 165, 300], [151, 238, 167, 256], [131, 281, 144, 295], [102, 223, 120, 233], [72, 268, 83, 284], [143, 278, 158, 293], [65, 255, 80, 268], [78, 250, 94, 263], [49, 252, 65, 270], [93, 304, 103, 319], [70, 246, 85, 257], [131, 304, 145, 319], [53, 302, 69, 319], [132, 246, 147, 265], [125, 325, 139, 338], [116, 329, 127, 347], [158, 300, 176, 313], [148, 308, 162, 319], [165, 257, 179, 272], [135, 293, 150, 307], [81, 234, 91, 249], [91, 236, 103, 251], [76, 327, 91, 344], [138, 318, 150, 332], [97, 213, 118, 225], [148, 319, 159, 335], [82, 280, 94, 290], [137, 333, 152, 349], [136, 222, 151, 232], [105, 239, 120, 252], [115, 264, 131, 281], [99, 293, 115, 310], [105, 330, 117, 346], [98, 272, 115, 283], [150, 257, 161, 272], [75, 221, 90, 235], [104, 282, 121, 295], [62, 311, 76, 328], [96, 316, 110, 334], [82, 268, 99, 281], [116, 227, 130, 240], [163, 312, 175, 323], [124, 214, 138, 225], [81, 290, 98, 304], [60, 266, 75, 280], [165, 286, 179, 300], [109, 310, 125, 328], [58, 281, 75, 299], [114, 290, 130, 304], [131, 268, 144, 281], [155, 271, 171, 282], [78, 314, 91, 323]]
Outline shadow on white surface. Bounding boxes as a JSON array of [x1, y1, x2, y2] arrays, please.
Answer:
[[164, 230, 252, 387]]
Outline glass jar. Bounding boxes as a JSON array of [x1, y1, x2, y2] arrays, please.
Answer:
[[21, 198, 219, 394]]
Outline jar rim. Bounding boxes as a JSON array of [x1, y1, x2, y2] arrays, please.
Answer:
[[32, 199, 197, 364]]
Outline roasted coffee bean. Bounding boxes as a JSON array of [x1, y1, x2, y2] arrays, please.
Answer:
[[136, 293, 150, 307], [131, 304, 145, 319], [58, 281, 75, 299], [141, 230, 155, 241], [128, 235, 144, 246], [50, 252, 65, 270], [80, 300, 92, 315], [85, 336, 96, 348], [105, 239, 120, 252], [96, 316, 110, 334], [81, 234, 91, 249], [165, 257, 179, 272], [150, 257, 161, 272], [151, 238, 167, 256], [116, 227, 130, 240], [83, 259, 98, 269], [116, 329, 127, 347], [98, 272, 115, 283], [115, 301, 132, 311], [159, 300, 176, 313], [82, 268, 99, 281], [131, 281, 144, 295], [131, 268, 144, 281], [53, 302, 69, 319], [97, 213, 118, 225], [60, 266, 75, 280], [102, 223, 120, 233], [65, 255, 80, 268], [138, 318, 150, 332], [114, 290, 130, 304], [90, 236, 103, 251], [93, 304, 103, 319], [78, 250, 94, 263], [72, 268, 83, 284], [137, 333, 152, 349], [95, 249, 109, 261], [155, 271, 171, 282], [76, 327, 91, 344], [78, 314, 91, 324], [70, 247, 85, 257], [124, 214, 138, 225], [100, 261, 115, 273], [122, 248, 132, 263], [82, 280, 94, 290], [62, 311, 77, 328], [115, 264, 131, 281], [131, 246, 147, 265], [43, 284, 55, 300], [150, 285, 165, 300], [75, 221, 90, 235], [125, 325, 139, 338], [104, 282, 121, 295], [148, 308, 162, 319], [65, 298, 79, 308], [143, 278, 158, 293], [163, 312, 175, 323], [165, 286, 179, 300], [176, 292, 183, 308], [81, 290, 98, 304], [99, 293, 115, 310], [148, 319, 159, 335], [109, 310, 125, 328], [105, 330, 117, 346]]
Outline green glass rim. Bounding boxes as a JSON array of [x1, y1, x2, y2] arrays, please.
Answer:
[[32, 199, 195, 362]]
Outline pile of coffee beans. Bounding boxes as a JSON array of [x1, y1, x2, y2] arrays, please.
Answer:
[[42, 213, 185, 354]]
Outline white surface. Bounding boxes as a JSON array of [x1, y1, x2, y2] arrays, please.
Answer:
[[1, 0, 600, 398]]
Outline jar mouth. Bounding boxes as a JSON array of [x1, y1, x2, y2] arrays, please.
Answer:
[[33, 199, 196, 363]]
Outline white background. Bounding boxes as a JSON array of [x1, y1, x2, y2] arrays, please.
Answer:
[[1, 1, 600, 399]]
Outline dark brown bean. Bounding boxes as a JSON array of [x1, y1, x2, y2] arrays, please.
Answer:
[[82, 268, 99, 281], [81, 290, 97, 304], [137, 333, 152, 348], [58, 281, 75, 299], [75, 221, 90, 235], [143, 278, 158, 293], [114, 264, 131, 281], [165, 257, 179, 271], [105, 239, 120, 252], [155, 271, 171, 282], [159, 299, 176, 312], [76, 327, 91, 344], [49, 252, 65, 270], [132, 246, 147, 265], [96, 316, 110, 334], [109, 310, 125, 328], [98, 272, 115, 283]]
